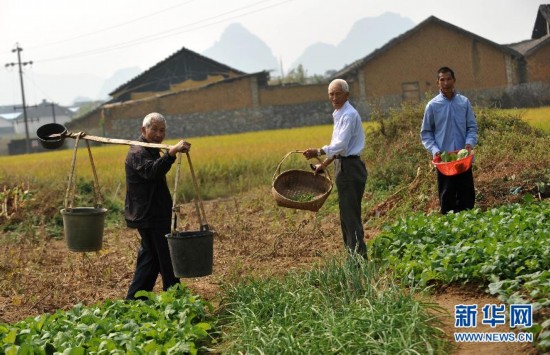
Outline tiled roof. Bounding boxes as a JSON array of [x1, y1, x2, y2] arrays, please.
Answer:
[[508, 34, 550, 56], [532, 4, 550, 39], [109, 46, 247, 102], [0, 101, 72, 118]]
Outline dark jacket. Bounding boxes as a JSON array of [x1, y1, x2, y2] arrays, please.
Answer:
[[125, 136, 176, 229]]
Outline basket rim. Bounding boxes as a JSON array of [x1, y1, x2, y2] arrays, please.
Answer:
[[271, 153, 333, 212], [271, 168, 332, 186]]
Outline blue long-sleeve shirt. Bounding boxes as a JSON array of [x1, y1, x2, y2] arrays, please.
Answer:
[[421, 92, 478, 157]]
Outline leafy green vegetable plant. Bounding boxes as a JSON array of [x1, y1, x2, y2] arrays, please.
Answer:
[[0, 284, 215, 354], [370, 201, 550, 351]]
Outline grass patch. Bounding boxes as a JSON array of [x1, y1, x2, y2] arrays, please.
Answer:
[[217, 256, 450, 354]]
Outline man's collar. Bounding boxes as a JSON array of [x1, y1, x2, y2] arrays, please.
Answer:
[[440, 90, 455, 100]]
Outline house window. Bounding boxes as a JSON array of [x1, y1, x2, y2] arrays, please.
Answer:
[[401, 81, 420, 103]]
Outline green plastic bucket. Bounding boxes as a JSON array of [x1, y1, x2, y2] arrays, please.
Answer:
[[166, 229, 213, 278], [61, 207, 108, 252]]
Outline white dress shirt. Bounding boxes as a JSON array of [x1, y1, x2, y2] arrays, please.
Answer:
[[322, 100, 365, 158]]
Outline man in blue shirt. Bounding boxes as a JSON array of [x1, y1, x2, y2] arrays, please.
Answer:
[[421, 67, 478, 214], [303, 79, 367, 257]]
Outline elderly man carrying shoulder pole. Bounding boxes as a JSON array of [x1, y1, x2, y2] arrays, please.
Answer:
[[124, 112, 191, 300]]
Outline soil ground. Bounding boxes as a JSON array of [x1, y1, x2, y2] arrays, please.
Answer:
[[0, 189, 540, 354]]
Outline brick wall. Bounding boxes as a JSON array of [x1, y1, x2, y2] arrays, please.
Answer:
[[358, 22, 521, 100], [111, 101, 335, 140], [69, 76, 340, 140], [527, 45, 550, 83], [259, 83, 327, 106]]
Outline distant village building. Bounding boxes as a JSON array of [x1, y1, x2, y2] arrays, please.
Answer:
[[68, 45, 272, 139], [333, 12, 550, 109], [0, 114, 16, 136], [531, 4, 550, 39], [107, 46, 247, 103], [0, 100, 75, 155], [508, 4, 550, 89], [14, 100, 74, 137]]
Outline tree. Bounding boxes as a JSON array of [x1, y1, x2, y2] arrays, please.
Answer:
[[268, 65, 336, 86], [285, 64, 307, 84]]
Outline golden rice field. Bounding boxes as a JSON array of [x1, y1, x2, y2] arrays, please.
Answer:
[[0, 123, 378, 200], [0, 106, 546, 201], [500, 106, 550, 132]]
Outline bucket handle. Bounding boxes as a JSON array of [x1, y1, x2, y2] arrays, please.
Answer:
[[171, 153, 182, 235], [64, 134, 81, 211], [85, 140, 104, 209], [64, 133, 104, 211], [272, 150, 332, 184], [170, 151, 209, 236]]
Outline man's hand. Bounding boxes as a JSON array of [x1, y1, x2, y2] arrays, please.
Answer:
[[169, 140, 191, 156], [465, 144, 473, 152], [312, 164, 325, 176], [303, 148, 322, 160]]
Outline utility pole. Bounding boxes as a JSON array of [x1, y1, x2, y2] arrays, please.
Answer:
[[51, 102, 57, 124], [279, 57, 285, 85], [5, 43, 33, 153]]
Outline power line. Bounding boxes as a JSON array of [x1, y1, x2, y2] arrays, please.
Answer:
[[25, 0, 198, 50], [34, 0, 292, 64], [26, 70, 55, 104], [2, 0, 292, 110]]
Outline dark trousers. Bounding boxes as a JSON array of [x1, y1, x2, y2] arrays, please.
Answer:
[[126, 226, 180, 300], [437, 167, 475, 214], [334, 157, 368, 257]]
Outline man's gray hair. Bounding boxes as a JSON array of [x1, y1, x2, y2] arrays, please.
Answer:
[[329, 79, 349, 93], [142, 112, 166, 128]]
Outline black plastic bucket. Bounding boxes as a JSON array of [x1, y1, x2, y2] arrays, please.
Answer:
[[166, 229, 214, 278], [61, 207, 107, 252], [37, 123, 67, 149]]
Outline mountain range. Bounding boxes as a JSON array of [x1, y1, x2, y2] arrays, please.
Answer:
[[0, 12, 414, 107], [203, 12, 414, 77], [292, 13, 415, 75]]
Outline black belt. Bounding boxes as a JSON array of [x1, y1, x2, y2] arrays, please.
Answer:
[[335, 155, 360, 159]]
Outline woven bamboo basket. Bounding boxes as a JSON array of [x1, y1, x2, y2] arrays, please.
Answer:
[[272, 151, 333, 212]]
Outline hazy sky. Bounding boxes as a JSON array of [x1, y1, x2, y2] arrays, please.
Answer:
[[0, 0, 543, 104]]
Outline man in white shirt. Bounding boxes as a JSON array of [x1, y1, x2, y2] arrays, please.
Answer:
[[303, 79, 367, 257]]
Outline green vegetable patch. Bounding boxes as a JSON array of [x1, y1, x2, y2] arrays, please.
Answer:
[[370, 199, 550, 351], [0, 284, 215, 354]]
